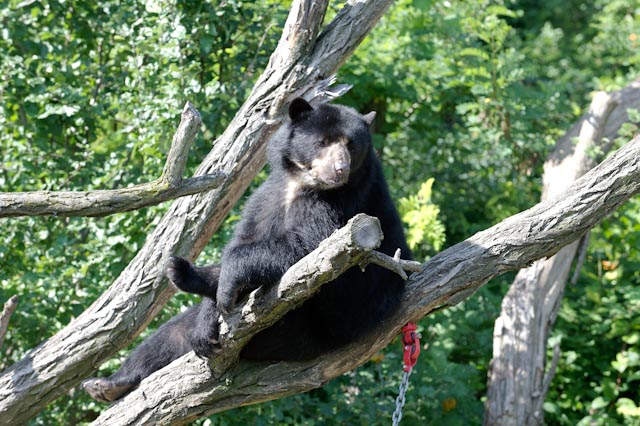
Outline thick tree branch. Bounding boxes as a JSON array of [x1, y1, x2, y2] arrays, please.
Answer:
[[0, 296, 18, 351], [484, 79, 640, 426], [92, 134, 640, 425], [0, 1, 395, 424], [0, 103, 225, 218]]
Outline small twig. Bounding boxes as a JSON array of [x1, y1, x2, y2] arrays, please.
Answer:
[[0, 296, 19, 350], [363, 249, 423, 280], [243, 22, 276, 86], [541, 342, 561, 402]]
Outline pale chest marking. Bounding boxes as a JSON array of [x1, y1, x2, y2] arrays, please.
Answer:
[[284, 178, 302, 213]]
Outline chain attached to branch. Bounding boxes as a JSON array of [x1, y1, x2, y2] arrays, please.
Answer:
[[392, 367, 413, 426], [391, 322, 421, 426]]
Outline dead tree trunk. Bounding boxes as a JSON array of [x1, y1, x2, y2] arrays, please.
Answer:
[[484, 79, 640, 426], [92, 133, 640, 425], [0, 1, 394, 424]]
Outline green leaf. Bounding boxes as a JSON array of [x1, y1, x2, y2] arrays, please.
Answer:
[[37, 104, 81, 119], [616, 398, 640, 416], [485, 5, 518, 18], [591, 396, 609, 410]]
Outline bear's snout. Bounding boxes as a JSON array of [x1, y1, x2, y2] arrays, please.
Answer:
[[311, 142, 351, 187]]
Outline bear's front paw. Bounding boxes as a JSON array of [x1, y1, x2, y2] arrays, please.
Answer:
[[216, 284, 241, 315], [216, 264, 245, 314], [189, 325, 222, 359]]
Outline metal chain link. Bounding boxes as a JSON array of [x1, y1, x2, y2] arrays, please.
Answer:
[[391, 367, 413, 426]]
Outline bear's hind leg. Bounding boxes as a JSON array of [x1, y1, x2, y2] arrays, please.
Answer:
[[166, 256, 220, 299], [83, 306, 198, 402]]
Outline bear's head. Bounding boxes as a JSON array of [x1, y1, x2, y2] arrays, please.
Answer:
[[268, 98, 376, 191]]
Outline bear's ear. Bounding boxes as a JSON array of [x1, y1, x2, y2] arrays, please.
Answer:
[[362, 111, 376, 126], [289, 97, 314, 122]]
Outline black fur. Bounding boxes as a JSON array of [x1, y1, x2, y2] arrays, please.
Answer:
[[83, 98, 410, 402]]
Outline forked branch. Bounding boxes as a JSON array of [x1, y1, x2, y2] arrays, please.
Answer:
[[0, 103, 224, 218]]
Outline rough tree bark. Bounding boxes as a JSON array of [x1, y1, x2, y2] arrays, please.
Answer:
[[0, 1, 395, 424], [90, 133, 640, 425], [0, 103, 225, 218], [484, 79, 640, 426]]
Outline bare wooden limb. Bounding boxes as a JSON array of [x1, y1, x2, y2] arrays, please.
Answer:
[[484, 79, 640, 426], [0, 175, 225, 218], [0, 296, 18, 351], [92, 134, 640, 425], [0, 1, 395, 424], [160, 102, 204, 186], [539, 343, 561, 407], [0, 103, 225, 218]]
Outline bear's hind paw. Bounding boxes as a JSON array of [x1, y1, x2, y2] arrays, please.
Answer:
[[82, 378, 135, 403]]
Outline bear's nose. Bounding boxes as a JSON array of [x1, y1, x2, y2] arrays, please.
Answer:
[[334, 161, 350, 178]]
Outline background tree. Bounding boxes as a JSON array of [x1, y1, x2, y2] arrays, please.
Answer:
[[1, 0, 640, 425]]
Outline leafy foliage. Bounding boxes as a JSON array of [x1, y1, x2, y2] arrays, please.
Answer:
[[398, 178, 446, 257], [1, 0, 640, 424]]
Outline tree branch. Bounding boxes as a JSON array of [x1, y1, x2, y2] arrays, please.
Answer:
[[363, 248, 423, 280], [212, 214, 385, 374], [0, 1, 395, 424], [92, 134, 640, 425], [0, 296, 18, 351], [0, 103, 225, 218]]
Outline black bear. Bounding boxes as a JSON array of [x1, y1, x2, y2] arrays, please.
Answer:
[[82, 98, 410, 403]]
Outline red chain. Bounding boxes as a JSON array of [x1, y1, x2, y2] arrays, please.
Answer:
[[400, 322, 420, 372]]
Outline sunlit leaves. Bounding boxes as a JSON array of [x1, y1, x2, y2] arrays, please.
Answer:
[[398, 178, 446, 258]]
